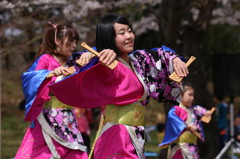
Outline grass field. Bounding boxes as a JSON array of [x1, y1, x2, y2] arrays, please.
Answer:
[[2, 111, 28, 159]]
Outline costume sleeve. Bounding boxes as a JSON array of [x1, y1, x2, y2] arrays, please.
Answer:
[[22, 54, 56, 121], [130, 47, 180, 104], [192, 105, 206, 141], [159, 106, 187, 147], [49, 62, 144, 108], [193, 105, 207, 117]]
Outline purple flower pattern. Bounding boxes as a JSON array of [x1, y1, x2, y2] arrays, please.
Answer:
[[129, 48, 180, 106], [42, 108, 85, 145], [189, 105, 207, 141]]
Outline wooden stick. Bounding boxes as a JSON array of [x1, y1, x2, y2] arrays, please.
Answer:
[[184, 123, 202, 139], [201, 107, 216, 123], [47, 66, 75, 78], [169, 56, 196, 82], [80, 42, 118, 69]]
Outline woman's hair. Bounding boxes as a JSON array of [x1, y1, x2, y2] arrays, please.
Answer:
[[180, 82, 194, 95], [96, 14, 133, 56], [36, 22, 79, 58]]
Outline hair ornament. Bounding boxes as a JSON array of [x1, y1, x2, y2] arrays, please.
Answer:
[[48, 22, 58, 29]]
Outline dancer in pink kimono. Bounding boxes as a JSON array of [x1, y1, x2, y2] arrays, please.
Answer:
[[49, 14, 189, 159], [74, 108, 93, 153], [15, 22, 94, 159], [159, 83, 213, 159]]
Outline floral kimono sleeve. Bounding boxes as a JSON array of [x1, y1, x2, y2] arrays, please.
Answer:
[[129, 47, 180, 105], [193, 105, 207, 117], [192, 105, 207, 141]]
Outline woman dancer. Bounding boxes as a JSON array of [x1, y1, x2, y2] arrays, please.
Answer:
[[15, 22, 94, 159], [50, 14, 188, 158]]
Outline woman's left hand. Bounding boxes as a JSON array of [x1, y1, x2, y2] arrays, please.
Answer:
[[172, 57, 189, 77]]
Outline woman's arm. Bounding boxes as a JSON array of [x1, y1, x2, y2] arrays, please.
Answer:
[[130, 47, 187, 104]]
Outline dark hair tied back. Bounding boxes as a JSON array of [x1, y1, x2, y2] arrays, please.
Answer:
[[180, 81, 194, 95], [36, 22, 79, 57]]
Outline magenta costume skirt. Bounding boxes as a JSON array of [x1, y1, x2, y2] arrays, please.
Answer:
[[15, 120, 88, 159], [93, 124, 144, 159]]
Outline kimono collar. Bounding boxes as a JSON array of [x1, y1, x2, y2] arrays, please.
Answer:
[[179, 102, 193, 124], [116, 57, 133, 70], [116, 56, 147, 104], [179, 102, 189, 109]]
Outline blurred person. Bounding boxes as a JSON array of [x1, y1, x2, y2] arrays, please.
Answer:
[[232, 114, 240, 158], [159, 83, 214, 159], [214, 96, 228, 150], [18, 99, 26, 111], [156, 122, 168, 159], [74, 108, 93, 153]]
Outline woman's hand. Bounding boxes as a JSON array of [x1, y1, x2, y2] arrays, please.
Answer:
[[187, 124, 197, 132], [77, 52, 95, 66], [205, 110, 213, 117], [172, 57, 189, 77], [51, 66, 71, 76], [99, 49, 117, 65]]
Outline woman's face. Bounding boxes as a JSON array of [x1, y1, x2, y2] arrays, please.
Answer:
[[58, 38, 77, 57], [181, 88, 194, 106], [114, 23, 135, 55]]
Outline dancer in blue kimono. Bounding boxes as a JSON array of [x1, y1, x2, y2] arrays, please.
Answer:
[[159, 83, 213, 159]]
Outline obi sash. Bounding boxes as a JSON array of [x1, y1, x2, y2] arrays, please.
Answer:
[[104, 103, 145, 126], [44, 96, 73, 109], [174, 131, 198, 144]]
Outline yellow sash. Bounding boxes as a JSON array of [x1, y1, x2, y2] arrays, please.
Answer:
[[44, 96, 73, 109], [174, 131, 198, 144], [104, 103, 145, 126]]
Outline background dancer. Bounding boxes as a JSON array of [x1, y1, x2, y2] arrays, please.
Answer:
[[159, 83, 213, 159]]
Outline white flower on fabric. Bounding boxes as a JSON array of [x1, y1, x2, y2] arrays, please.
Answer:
[[150, 67, 158, 77], [171, 88, 180, 97], [150, 84, 156, 93], [51, 109, 57, 117], [156, 60, 162, 70]]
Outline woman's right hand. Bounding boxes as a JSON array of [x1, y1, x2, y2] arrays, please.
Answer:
[[99, 49, 117, 65], [77, 52, 95, 66], [51, 66, 71, 76], [186, 123, 197, 132]]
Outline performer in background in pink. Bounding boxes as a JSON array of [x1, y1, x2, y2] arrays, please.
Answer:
[[50, 14, 189, 159], [74, 108, 93, 153], [159, 83, 213, 159], [15, 22, 115, 159]]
